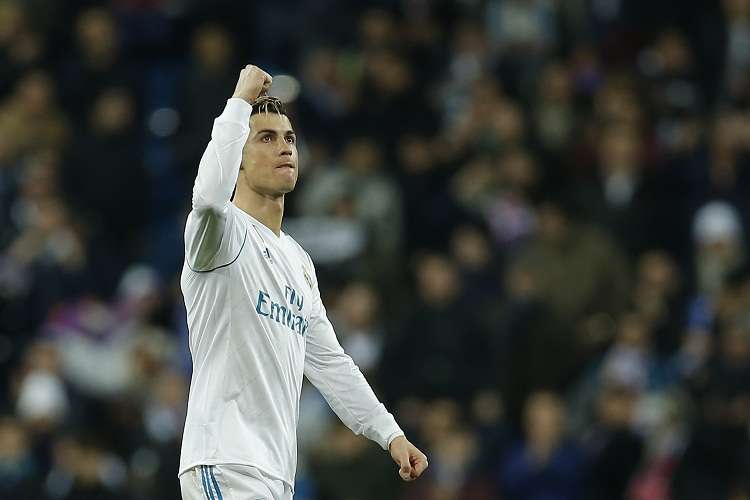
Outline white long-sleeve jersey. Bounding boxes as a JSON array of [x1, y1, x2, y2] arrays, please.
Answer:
[[178, 98, 403, 488]]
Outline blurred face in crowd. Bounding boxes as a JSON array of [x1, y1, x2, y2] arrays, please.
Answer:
[[724, 0, 750, 18], [434, 427, 478, 470], [506, 264, 537, 299], [634, 251, 680, 321], [192, 24, 233, 72], [597, 386, 637, 428], [500, 148, 538, 191], [365, 51, 412, 96], [472, 77, 503, 107], [540, 63, 572, 104], [537, 202, 569, 242], [638, 251, 678, 296], [452, 20, 488, 57], [91, 88, 134, 134], [617, 314, 650, 348], [152, 369, 188, 408], [422, 399, 461, 444], [20, 152, 57, 200], [16, 71, 54, 114], [599, 123, 641, 172], [656, 30, 692, 74], [524, 391, 565, 449], [491, 99, 525, 145], [359, 9, 397, 48], [301, 47, 338, 89], [76, 8, 117, 62], [0, 2, 25, 44], [240, 111, 298, 197], [397, 135, 432, 174], [722, 324, 750, 364], [337, 282, 379, 329], [342, 138, 381, 175], [451, 225, 492, 270], [0, 418, 28, 460], [24, 341, 60, 372], [595, 80, 643, 127], [415, 254, 461, 306]]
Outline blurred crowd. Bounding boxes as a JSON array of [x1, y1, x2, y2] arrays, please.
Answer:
[[1, 0, 750, 499]]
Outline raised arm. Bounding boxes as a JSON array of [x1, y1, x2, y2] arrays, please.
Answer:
[[303, 268, 428, 481], [185, 65, 271, 271]]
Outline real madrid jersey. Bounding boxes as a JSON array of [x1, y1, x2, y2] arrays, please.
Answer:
[[178, 98, 403, 488]]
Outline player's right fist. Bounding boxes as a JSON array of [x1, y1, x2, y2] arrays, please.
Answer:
[[232, 65, 272, 104]]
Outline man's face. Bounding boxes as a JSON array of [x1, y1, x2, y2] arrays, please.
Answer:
[[241, 112, 298, 197]]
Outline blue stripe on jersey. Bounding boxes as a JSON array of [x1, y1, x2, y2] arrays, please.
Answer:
[[209, 466, 224, 500], [201, 466, 214, 500]]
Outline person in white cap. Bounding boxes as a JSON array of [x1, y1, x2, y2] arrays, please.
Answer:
[[692, 200, 745, 297]]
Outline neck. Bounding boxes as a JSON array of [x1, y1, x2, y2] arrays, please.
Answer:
[[234, 187, 285, 236]]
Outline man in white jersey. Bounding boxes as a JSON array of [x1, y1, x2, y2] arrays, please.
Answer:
[[178, 65, 428, 500]]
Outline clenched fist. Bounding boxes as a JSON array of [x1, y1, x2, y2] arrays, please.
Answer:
[[232, 65, 273, 104], [389, 436, 428, 481]]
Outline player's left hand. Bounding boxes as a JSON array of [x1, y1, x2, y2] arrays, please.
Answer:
[[389, 436, 428, 481]]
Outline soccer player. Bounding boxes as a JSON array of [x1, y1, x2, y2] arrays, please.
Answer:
[[178, 65, 428, 500]]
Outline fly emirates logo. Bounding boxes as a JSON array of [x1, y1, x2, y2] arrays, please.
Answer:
[[254, 285, 309, 336]]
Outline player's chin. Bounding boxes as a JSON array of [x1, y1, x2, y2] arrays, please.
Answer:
[[273, 170, 297, 190], [275, 178, 297, 194]]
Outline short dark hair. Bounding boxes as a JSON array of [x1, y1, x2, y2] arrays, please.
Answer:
[[251, 95, 287, 117]]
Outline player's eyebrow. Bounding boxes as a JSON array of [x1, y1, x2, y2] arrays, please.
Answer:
[[253, 129, 295, 136]]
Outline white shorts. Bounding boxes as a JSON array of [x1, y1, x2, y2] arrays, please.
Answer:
[[179, 464, 293, 500]]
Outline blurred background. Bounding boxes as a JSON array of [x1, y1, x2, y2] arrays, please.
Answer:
[[0, 0, 749, 499]]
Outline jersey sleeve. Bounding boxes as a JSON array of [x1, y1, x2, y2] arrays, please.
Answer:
[[303, 260, 404, 450], [184, 98, 252, 271]]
